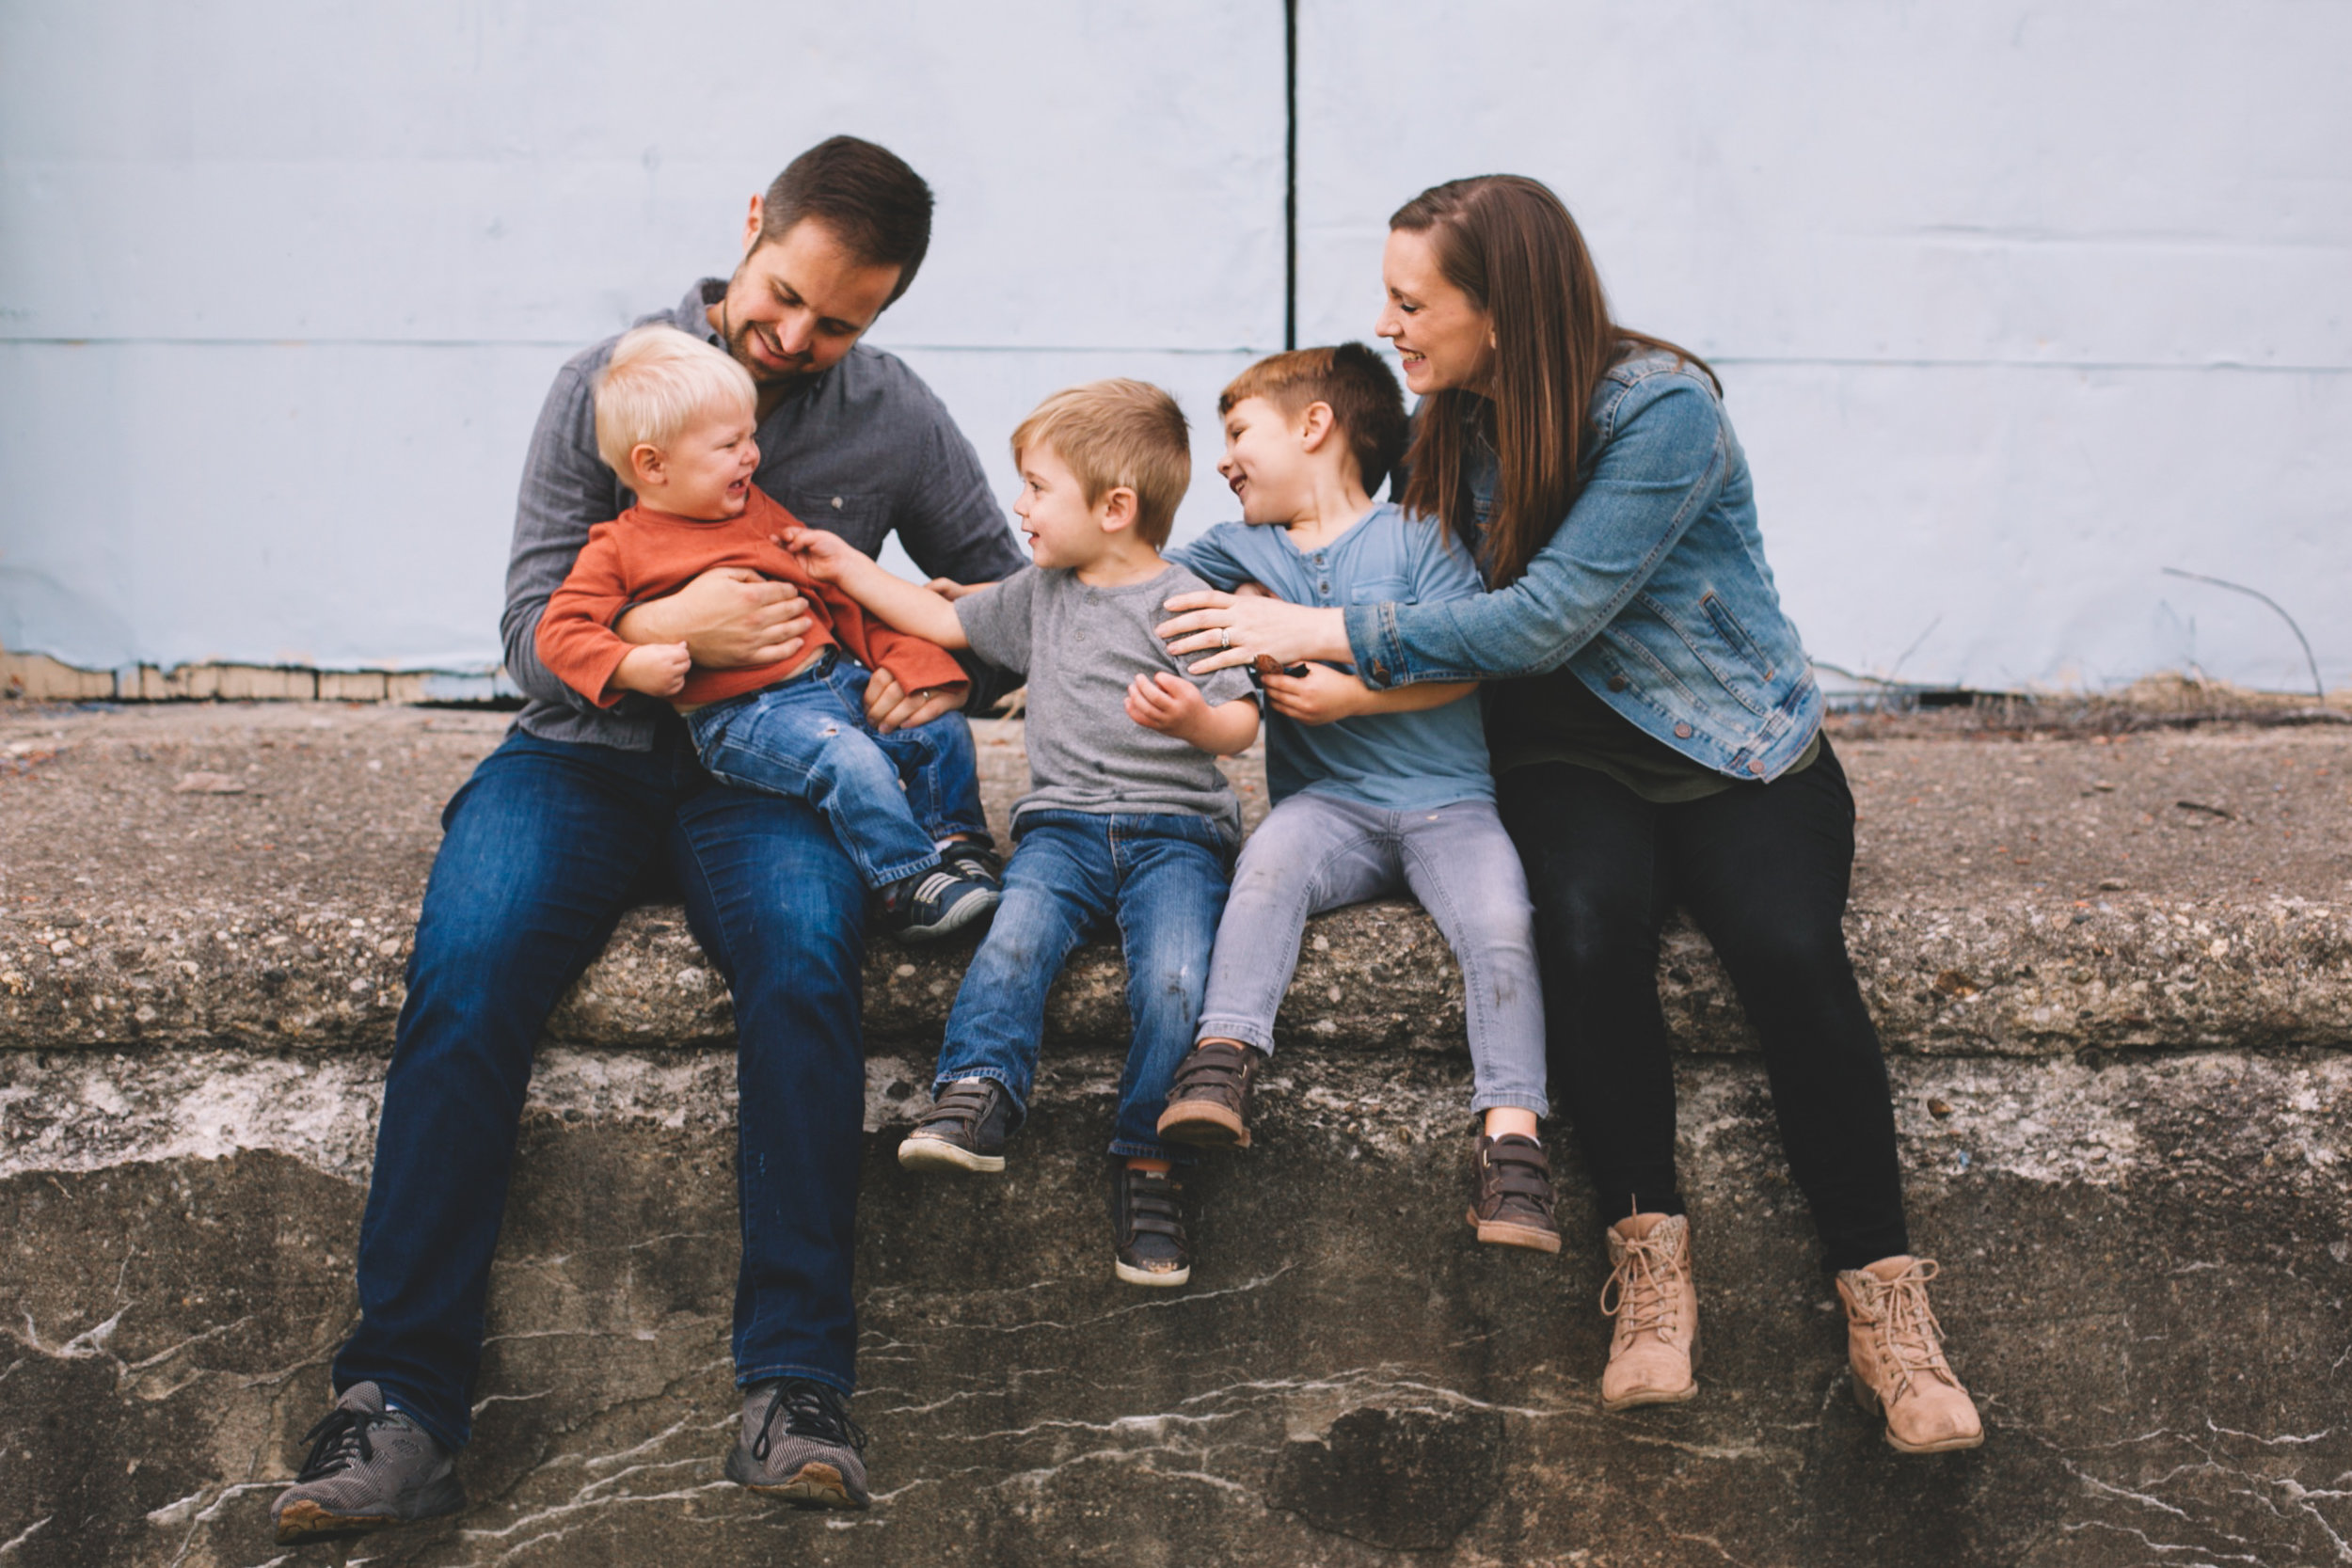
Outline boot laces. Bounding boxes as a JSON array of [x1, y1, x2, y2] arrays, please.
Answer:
[[294, 1404, 398, 1481], [752, 1381, 869, 1462], [1865, 1259, 1956, 1401], [1599, 1228, 1687, 1340]]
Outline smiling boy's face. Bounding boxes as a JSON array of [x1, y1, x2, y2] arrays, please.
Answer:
[[1010, 442, 1116, 569], [635, 397, 760, 519], [1216, 395, 1317, 527]]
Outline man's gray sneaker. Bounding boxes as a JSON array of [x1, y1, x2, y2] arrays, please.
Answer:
[[725, 1379, 871, 1508], [270, 1382, 464, 1544]]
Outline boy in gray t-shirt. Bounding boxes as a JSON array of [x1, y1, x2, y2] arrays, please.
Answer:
[[784, 379, 1257, 1290]]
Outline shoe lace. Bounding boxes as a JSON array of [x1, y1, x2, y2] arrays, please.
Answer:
[[294, 1404, 398, 1481], [1599, 1227, 1687, 1340], [1863, 1259, 1956, 1402], [752, 1381, 869, 1461]]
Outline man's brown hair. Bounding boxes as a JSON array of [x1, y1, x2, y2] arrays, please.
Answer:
[[758, 136, 933, 306], [1218, 342, 1409, 496], [1010, 380, 1192, 548]]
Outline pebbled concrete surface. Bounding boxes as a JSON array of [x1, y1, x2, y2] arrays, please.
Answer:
[[2, 700, 2350, 1566], [3, 703, 2349, 1059]]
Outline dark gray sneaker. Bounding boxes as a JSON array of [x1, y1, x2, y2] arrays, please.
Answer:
[[898, 1077, 1014, 1173], [878, 866, 1000, 946], [270, 1382, 464, 1544], [724, 1379, 871, 1509]]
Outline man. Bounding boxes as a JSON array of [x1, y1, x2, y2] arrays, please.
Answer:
[[269, 136, 1027, 1544]]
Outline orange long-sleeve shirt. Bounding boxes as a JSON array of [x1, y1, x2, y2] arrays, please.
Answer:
[[535, 485, 966, 710]]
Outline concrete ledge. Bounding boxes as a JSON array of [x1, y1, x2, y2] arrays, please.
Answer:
[[3, 705, 2349, 1058]]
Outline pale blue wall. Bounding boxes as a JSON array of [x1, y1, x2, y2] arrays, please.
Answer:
[[4, 0, 2348, 691]]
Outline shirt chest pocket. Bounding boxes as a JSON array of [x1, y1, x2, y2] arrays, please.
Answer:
[[783, 489, 886, 555], [1344, 574, 1411, 608]]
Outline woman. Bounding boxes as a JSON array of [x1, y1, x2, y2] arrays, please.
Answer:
[[1159, 175, 1981, 1454]]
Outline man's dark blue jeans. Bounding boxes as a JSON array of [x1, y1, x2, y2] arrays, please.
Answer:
[[330, 720, 867, 1452]]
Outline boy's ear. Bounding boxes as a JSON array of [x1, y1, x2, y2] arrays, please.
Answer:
[[628, 442, 666, 490], [1097, 484, 1139, 534], [1297, 400, 1339, 453]]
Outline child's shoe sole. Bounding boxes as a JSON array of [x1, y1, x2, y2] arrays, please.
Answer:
[[1156, 1099, 1250, 1148], [1467, 1210, 1563, 1252], [897, 1135, 1005, 1173], [1113, 1259, 1191, 1288], [891, 889, 1000, 947]]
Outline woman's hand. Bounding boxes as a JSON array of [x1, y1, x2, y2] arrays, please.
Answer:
[[1155, 591, 1353, 676], [1261, 664, 1375, 726], [615, 567, 811, 671], [864, 667, 969, 734]]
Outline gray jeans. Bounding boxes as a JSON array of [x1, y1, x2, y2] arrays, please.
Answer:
[[1197, 792, 1549, 1117]]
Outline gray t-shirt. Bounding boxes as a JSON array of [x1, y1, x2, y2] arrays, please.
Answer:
[[955, 563, 1256, 841]]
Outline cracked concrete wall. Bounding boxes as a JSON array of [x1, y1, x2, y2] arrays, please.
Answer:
[[3, 1048, 2349, 1566]]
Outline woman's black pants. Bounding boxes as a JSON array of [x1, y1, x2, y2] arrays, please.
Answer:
[[1495, 740, 1911, 1271]]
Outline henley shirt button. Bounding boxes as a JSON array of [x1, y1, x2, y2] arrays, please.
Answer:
[[1607, 673, 1629, 692], [830, 496, 843, 509], [1674, 721, 1694, 739]]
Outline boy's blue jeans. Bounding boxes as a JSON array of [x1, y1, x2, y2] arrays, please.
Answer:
[[331, 722, 867, 1452], [935, 810, 1232, 1161], [685, 649, 990, 890]]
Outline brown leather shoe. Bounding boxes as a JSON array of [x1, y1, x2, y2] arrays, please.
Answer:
[[1599, 1213, 1699, 1411], [1836, 1257, 1984, 1453], [1464, 1133, 1561, 1252], [1155, 1039, 1263, 1148]]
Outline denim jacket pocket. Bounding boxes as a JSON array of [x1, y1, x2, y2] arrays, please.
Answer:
[[1699, 591, 1775, 682]]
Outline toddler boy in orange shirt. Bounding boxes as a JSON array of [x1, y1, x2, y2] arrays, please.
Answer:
[[536, 325, 999, 942]]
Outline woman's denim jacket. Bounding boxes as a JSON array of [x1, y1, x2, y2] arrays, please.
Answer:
[[1345, 350, 1822, 782]]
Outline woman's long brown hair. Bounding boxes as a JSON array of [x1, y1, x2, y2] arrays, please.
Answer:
[[1392, 175, 1717, 588]]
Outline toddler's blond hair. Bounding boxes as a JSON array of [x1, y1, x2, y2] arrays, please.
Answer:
[[593, 325, 756, 476]]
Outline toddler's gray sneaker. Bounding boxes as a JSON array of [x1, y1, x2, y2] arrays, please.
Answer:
[[725, 1378, 872, 1508], [270, 1382, 464, 1544]]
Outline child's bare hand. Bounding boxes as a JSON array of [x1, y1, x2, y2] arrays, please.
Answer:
[[1262, 663, 1370, 725], [1124, 670, 1210, 737], [923, 577, 993, 602], [775, 525, 865, 582], [612, 641, 691, 699]]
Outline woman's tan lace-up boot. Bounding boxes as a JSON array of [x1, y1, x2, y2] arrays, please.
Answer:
[[1599, 1212, 1699, 1411], [1836, 1256, 1984, 1452]]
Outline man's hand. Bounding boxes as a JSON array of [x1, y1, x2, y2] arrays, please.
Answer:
[[1261, 663, 1373, 726], [865, 667, 969, 734], [615, 567, 811, 670], [609, 641, 691, 699]]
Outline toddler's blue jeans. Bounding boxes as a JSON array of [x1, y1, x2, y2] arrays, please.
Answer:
[[932, 809, 1232, 1161], [686, 648, 989, 890]]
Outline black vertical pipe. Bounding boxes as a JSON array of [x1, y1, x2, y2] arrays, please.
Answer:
[[1284, 0, 1298, 351]]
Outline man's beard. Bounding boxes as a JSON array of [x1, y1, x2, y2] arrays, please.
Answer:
[[718, 298, 817, 395]]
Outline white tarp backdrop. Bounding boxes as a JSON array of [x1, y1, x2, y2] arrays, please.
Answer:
[[3, 0, 2346, 692]]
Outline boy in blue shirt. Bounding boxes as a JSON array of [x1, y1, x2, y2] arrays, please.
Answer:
[[1156, 344, 1557, 1251]]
